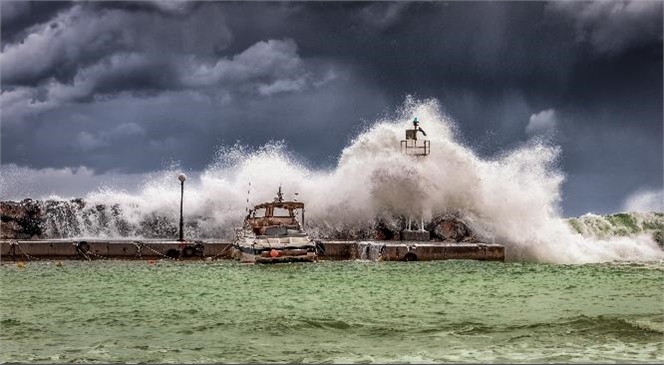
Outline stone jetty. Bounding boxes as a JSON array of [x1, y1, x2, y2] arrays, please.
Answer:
[[1, 198, 505, 262]]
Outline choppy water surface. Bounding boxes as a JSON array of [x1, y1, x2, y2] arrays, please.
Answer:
[[1, 260, 663, 363]]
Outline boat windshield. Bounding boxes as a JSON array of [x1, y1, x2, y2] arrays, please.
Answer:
[[273, 208, 293, 217], [250, 207, 295, 218]]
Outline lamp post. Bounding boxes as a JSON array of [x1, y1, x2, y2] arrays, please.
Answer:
[[178, 173, 187, 242]]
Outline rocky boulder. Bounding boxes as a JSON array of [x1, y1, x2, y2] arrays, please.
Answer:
[[429, 214, 478, 242], [1, 199, 44, 239]]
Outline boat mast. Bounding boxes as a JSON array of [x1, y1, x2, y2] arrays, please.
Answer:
[[276, 185, 283, 202]]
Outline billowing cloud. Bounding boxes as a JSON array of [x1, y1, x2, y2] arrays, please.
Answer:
[[144, 0, 198, 15], [0, 1, 70, 43], [75, 131, 107, 152], [525, 109, 557, 136], [0, 163, 151, 200], [1, 2, 235, 87], [1, 5, 131, 86], [0, 2, 337, 125], [181, 39, 311, 95], [355, 2, 411, 30], [0, 1, 661, 217], [1, 39, 331, 122], [548, 0, 663, 54]]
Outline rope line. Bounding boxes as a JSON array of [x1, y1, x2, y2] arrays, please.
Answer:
[[82, 249, 108, 260], [142, 243, 178, 260], [13, 241, 41, 261], [207, 243, 233, 260], [133, 241, 143, 259], [4, 240, 241, 262]]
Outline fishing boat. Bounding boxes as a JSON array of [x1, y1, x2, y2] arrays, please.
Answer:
[[232, 187, 317, 263]]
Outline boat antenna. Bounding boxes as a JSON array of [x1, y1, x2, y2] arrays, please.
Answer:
[[276, 185, 284, 203], [246, 181, 251, 213]]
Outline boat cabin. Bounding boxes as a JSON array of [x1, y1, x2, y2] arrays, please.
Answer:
[[245, 188, 305, 236]]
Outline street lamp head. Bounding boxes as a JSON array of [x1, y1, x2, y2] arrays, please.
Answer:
[[178, 173, 187, 183]]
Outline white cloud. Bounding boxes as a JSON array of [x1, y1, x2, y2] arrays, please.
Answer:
[[623, 188, 664, 212], [258, 78, 307, 96], [525, 108, 557, 136], [0, 87, 56, 124], [147, 0, 194, 14], [356, 2, 410, 30], [0, 3, 234, 87], [182, 39, 311, 94], [75, 131, 106, 151], [0, 164, 146, 200], [548, 0, 662, 54], [113, 123, 145, 136], [0, 5, 119, 85], [2, 35, 336, 122], [73, 122, 146, 152]]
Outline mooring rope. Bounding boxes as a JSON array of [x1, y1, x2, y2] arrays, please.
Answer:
[[142, 243, 177, 260], [207, 243, 234, 261], [79, 250, 92, 261], [133, 241, 143, 259], [82, 249, 108, 260], [13, 241, 41, 261], [8, 240, 18, 259]]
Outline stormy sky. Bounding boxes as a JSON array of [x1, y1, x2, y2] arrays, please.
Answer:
[[1, 0, 662, 216]]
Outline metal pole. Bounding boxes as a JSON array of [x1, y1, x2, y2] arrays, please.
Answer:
[[179, 180, 184, 241]]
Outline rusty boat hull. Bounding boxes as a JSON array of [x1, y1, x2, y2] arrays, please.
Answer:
[[234, 233, 317, 263], [234, 187, 318, 264]]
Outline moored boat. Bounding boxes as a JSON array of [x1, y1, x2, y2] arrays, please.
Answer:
[[232, 187, 317, 263]]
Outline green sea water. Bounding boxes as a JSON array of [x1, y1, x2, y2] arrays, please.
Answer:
[[1, 260, 663, 363]]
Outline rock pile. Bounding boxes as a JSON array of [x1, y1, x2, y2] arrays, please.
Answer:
[[1, 198, 182, 239], [2, 199, 483, 241], [1, 199, 44, 239], [428, 214, 481, 242]]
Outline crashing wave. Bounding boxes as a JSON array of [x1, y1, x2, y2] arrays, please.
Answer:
[[1, 97, 662, 264]]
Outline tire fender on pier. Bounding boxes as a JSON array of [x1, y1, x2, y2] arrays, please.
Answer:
[[181, 246, 196, 258], [75, 241, 90, 253], [403, 252, 418, 262]]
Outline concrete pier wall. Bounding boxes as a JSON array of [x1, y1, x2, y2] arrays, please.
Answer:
[[1, 239, 504, 262], [0, 240, 230, 260], [380, 243, 504, 261], [315, 241, 356, 260]]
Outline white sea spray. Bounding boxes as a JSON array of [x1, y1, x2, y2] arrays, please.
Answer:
[[7, 97, 663, 263]]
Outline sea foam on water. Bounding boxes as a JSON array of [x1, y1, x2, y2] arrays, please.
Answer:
[[14, 98, 664, 263]]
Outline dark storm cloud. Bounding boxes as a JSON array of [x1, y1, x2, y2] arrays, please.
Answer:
[[1, 2, 235, 88], [1, 0, 662, 216], [548, 0, 663, 55], [87, 0, 204, 15], [0, 0, 71, 44]]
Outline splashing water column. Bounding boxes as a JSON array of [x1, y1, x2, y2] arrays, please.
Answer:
[[400, 117, 431, 241]]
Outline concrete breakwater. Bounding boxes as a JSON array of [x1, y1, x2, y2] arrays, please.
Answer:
[[0, 240, 504, 262], [1, 198, 504, 262], [0, 199, 484, 242]]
